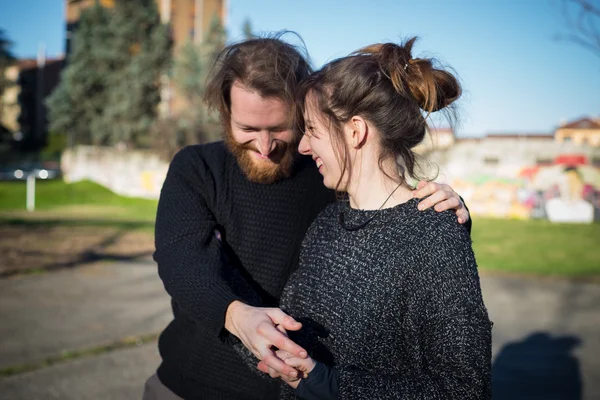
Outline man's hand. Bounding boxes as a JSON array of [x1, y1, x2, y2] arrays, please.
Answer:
[[413, 180, 470, 224], [258, 350, 317, 389], [225, 301, 306, 379]]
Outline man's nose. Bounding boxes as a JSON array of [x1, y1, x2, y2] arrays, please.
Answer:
[[256, 132, 274, 156]]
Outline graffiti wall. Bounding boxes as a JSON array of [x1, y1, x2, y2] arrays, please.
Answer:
[[450, 163, 600, 223]]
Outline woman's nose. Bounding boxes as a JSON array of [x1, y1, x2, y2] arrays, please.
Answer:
[[298, 134, 311, 155]]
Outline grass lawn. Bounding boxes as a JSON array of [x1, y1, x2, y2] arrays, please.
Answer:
[[0, 180, 157, 276], [472, 217, 600, 278], [0, 180, 158, 222], [1, 180, 598, 278]]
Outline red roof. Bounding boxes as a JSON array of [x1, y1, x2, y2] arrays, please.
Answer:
[[559, 117, 600, 130], [15, 57, 64, 71]]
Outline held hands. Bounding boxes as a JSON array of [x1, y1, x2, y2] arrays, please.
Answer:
[[413, 180, 470, 224], [225, 301, 307, 380], [258, 350, 317, 389]]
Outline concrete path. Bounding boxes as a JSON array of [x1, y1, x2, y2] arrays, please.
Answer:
[[0, 262, 599, 399], [0, 342, 159, 400], [482, 275, 600, 400], [0, 259, 171, 370]]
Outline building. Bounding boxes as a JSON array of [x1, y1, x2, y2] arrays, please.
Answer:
[[1, 65, 20, 135], [413, 126, 456, 154], [1, 57, 65, 149], [66, 0, 226, 55], [555, 117, 600, 147], [65, 0, 227, 116]]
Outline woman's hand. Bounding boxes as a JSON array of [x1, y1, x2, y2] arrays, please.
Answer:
[[413, 180, 470, 224], [258, 350, 317, 389]]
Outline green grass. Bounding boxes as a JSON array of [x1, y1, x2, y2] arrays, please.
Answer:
[[472, 217, 600, 278], [1, 180, 598, 278], [0, 180, 158, 221]]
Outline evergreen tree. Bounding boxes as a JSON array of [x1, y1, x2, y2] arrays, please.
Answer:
[[242, 18, 254, 40], [47, 0, 171, 147], [171, 14, 225, 146], [46, 4, 112, 145], [100, 0, 171, 147]]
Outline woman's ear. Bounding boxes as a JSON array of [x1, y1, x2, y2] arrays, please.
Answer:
[[347, 115, 368, 149]]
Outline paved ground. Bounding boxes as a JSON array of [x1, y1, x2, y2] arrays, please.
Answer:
[[0, 342, 159, 400], [0, 261, 599, 399], [482, 275, 600, 399], [0, 259, 171, 370]]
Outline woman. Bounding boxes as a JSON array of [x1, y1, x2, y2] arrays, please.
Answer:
[[264, 37, 492, 399]]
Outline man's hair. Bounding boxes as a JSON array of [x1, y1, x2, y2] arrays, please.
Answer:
[[204, 32, 312, 134]]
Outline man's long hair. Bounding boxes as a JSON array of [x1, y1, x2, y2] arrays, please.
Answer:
[[204, 31, 313, 138]]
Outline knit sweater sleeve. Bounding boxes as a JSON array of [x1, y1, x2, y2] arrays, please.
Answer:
[[153, 146, 246, 340], [335, 219, 492, 400]]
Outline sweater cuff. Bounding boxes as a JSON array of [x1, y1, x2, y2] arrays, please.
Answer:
[[295, 362, 339, 400], [209, 291, 244, 343]]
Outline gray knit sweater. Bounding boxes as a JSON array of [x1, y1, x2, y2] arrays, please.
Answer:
[[276, 198, 492, 399]]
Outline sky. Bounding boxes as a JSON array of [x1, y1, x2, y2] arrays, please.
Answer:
[[1, 0, 599, 137]]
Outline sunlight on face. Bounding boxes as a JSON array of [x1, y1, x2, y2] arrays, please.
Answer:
[[226, 81, 298, 183], [298, 94, 347, 190]]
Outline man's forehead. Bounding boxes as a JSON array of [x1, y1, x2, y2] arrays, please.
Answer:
[[230, 81, 287, 105], [230, 85, 292, 126]]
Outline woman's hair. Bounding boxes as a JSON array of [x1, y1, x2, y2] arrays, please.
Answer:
[[204, 32, 312, 134], [298, 37, 461, 190]]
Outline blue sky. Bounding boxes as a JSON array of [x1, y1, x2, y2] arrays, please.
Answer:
[[1, 0, 599, 137]]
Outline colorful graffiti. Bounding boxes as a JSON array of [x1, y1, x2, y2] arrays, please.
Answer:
[[452, 162, 600, 223]]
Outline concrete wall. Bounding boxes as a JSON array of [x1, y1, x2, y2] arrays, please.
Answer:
[[425, 138, 600, 223], [62, 138, 600, 223], [61, 146, 169, 199]]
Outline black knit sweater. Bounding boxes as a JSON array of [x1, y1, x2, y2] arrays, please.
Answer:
[[153, 142, 334, 399], [277, 199, 492, 399]]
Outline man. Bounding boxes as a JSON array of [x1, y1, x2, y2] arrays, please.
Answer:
[[144, 34, 470, 400]]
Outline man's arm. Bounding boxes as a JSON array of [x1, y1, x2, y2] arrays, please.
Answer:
[[154, 147, 306, 377], [154, 147, 244, 338]]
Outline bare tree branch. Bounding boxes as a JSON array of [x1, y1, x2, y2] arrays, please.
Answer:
[[555, 0, 600, 58]]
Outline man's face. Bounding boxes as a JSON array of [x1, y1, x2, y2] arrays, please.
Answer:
[[225, 81, 298, 184]]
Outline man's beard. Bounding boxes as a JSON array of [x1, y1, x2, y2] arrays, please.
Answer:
[[224, 129, 299, 184]]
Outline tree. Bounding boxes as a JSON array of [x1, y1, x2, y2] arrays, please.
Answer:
[[47, 0, 171, 147], [47, 4, 112, 146], [242, 18, 254, 40], [99, 0, 171, 147], [556, 0, 600, 58], [167, 14, 225, 149], [0, 29, 16, 129]]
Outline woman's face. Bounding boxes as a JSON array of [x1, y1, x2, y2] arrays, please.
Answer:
[[298, 95, 347, 190]]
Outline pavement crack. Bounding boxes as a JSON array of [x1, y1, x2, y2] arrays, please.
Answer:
[[0, 332, 159, 379]]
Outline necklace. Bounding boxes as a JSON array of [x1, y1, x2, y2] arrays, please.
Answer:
[[338, 183, 403, 231]]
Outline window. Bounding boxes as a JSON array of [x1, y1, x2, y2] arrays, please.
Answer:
[[536, 158, 552, 165]]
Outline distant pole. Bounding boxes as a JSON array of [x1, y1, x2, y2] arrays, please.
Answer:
[[36, 43, 46, 149], [26, 174, 36, 212]]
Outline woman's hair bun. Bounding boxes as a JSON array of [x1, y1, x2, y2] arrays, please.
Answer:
[[354, 37, 461, 113]]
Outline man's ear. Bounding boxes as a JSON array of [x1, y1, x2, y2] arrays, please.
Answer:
[[347, 115, 368, 149]]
